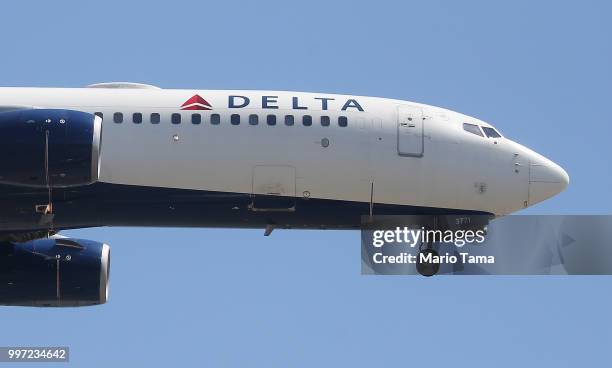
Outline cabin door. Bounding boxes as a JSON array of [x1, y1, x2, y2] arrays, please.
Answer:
[[397, 105, 424, 157]]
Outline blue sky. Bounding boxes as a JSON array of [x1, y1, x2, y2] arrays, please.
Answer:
[[1, 0, 611, 366]]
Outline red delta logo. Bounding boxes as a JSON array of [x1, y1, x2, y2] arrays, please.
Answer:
[[181, 95, 213, 110]]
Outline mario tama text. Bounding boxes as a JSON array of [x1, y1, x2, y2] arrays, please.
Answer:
[[369, 226, 493, 265], [363, 215, 612, 276]]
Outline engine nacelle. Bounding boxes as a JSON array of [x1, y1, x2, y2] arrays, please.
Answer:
[[0, 237, 110, 307], [0, 109, 102, 188]]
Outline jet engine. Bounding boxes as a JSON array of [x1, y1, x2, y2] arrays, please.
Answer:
[[0, 237, 110, 307], [0, 109, 102, 188]]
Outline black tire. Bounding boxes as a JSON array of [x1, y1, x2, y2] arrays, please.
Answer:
[[416, 249, 440, 277]]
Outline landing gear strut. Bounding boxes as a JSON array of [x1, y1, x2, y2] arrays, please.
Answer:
[[416, 217, 440, 277]]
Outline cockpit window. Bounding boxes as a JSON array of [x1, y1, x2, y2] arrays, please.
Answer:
[[463, 123, 484, 137], [482, 127, 502, 138]]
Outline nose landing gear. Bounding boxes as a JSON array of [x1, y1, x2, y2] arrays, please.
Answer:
[[417, 238, 440, 277]]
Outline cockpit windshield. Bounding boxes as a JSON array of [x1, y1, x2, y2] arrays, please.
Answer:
[[482, 127, 502, 138], [463, 123, 484, 137]]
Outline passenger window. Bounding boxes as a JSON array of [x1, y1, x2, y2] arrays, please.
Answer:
[[211, 114, 220, 125], [267, 114, 276, 126], [338, 116, 348, 127], [172, 113, 181, 124], [133, 113, 142, 124], [231, 114, 240, 125], [114, 112, 123, 124], [151, 113, 160, 124], [482, 127, 502, 138], [285, 115, 294, 126], [303, 115, 312, 126], [192, 114, 201, 124], [463, 123, 484, 137], [249, 114, 259, 125], [321, 116, 330, 126]]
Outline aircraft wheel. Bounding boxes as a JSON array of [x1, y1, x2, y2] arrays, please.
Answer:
[[416, 248, 440, 277]]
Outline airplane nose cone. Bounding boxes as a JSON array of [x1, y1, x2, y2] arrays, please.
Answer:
[[556, 164, 570, 189], [529, 156, 569, 205]]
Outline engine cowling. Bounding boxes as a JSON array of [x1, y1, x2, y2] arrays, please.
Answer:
[[0, 109, 102, 187], [0, 237, 110, 307]]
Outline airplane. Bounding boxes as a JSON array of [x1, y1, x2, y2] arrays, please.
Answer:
[[0, 82, 569, 306]]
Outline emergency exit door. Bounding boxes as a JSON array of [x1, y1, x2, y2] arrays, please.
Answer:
[[397, 105, 424, 157]]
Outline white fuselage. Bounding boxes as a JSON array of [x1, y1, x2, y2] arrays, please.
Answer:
[[0, 85, 569, 218]]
